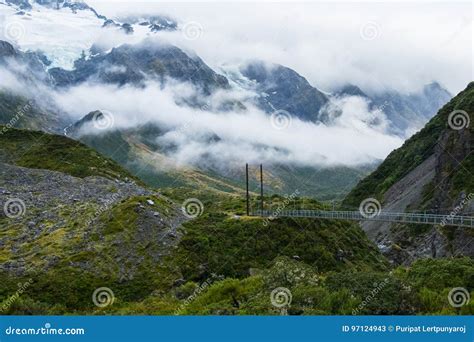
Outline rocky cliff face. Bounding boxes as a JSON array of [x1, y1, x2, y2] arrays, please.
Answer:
[[49, 41, 229, 94], [239, 61, 329, 122], [344, 82, 473, 265]]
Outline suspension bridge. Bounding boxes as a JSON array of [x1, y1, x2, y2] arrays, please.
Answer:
[[251, 210, 474, 228], [245, 164, 474, 228]]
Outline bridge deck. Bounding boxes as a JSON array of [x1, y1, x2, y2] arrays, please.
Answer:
[[252, 210, 474, 228]]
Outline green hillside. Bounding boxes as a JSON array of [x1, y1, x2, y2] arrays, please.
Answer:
[[344, 82, 474, 208], [0, 125, 140, 182]]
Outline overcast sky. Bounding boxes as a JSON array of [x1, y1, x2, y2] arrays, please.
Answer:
[[88, 0, 473, 95]]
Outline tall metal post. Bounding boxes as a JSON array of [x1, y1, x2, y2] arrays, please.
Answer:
[[246, 163, 250, 216], [260, 164, 264, 215]]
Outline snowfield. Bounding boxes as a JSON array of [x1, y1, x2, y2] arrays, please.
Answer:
[[0, 0, 162, 69]]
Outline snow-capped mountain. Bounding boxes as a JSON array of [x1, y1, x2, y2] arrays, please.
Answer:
[[48, 39, 229, 94], [0, 0, 177, 69]]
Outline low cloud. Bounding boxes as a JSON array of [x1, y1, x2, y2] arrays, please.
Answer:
[[0, 67, 24, 94], [52, 79, 403, 168]]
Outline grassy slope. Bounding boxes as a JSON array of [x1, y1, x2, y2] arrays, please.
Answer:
[[0, 214, 389, 314], [0, 125, 141, 182], [0, 193, 180, 311], [343, 82, 474, 207]]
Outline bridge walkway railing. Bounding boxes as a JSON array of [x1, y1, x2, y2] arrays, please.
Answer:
[[252, 210, 474, 228]]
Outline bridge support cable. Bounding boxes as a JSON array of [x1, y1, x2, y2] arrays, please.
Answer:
[[246, 163, 250, 216]]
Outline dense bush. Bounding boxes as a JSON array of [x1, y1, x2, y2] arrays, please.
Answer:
[[171, 213, 386, 281]]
